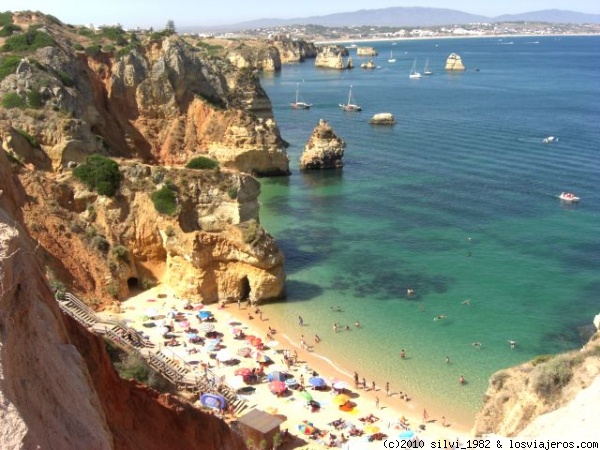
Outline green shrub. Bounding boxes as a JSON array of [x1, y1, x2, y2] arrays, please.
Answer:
[[531, 356, 573, 397], [102, 44, 115, 53], [1, 92, 25, 109], [2, 29, 56, 52], [90, 234, 110, 253], [228, 187, 238, 199], [0, 11, 13, 27], [55, 69, 74, 87], [151, 185, 178, 215], [73, 42, 84, 51], [531, 354, 553, 366], [84, 44, 102, 57], [26, 90, 42, 108], [77, 27, 95, 37], [0, 23, 22, 36], [15, 128, 40, 147], [115, 353, 150, 381], [0, 55, 21, 81], [112, 244, 128, 260], [73, 154, 121, 197], [185, 156, 219, 170]]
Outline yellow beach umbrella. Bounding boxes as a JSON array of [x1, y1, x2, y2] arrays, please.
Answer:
[[333, 394, 350, 405], [364, 424, 380, 434]]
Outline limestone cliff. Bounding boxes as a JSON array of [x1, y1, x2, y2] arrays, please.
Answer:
[[0, 148, 246, 450], [472, 332, 600, 437], [227, 44, 282, 72], [445, 53, 465, 71], [315, 45, 352, 70], [0, 13, 289, 176], [299, 119, 345, 171], [271, 38, 317, 63]]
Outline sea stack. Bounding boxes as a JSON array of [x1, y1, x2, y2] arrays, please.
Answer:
[[369, 113, 396, 125], [300, 119, 346, 171], [445, 53, 466, 70]]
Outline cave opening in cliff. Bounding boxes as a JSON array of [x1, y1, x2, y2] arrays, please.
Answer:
[[240, 276, 251, 300], [127, 277, 139, 291]]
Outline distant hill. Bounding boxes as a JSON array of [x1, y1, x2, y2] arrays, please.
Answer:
[[187, 7, 600, 32]]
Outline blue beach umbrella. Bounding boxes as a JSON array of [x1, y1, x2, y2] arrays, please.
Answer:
[[309, 376, 326, 388], [267, 371, 286, 382], [399, 430, 415, 440], [198, 311, 212, 319]]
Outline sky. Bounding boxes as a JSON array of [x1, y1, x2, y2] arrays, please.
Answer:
[[4, 0, 599, 28]]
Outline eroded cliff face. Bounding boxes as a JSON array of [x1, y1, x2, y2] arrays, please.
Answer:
[[272, 38, 317, 63], [0, 17, 289, 176], [315, 45, 352, 69], [472, 334, 600, 437], [0, 148, 246, 450]]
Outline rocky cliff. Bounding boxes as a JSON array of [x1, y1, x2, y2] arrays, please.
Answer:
[[299, 119, 345, 171], [0, 13, 290, 176], [472, 332, 600, 437], [356, 46, 378, 56], [272, 38, 317, 63], [0, 147, 246, 450], [315, 45, 352, 69]]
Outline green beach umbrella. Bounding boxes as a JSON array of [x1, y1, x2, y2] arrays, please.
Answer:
[[298, 390, 313, 402]]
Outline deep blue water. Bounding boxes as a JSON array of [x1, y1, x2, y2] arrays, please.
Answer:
[[256, 36, 600, 426]]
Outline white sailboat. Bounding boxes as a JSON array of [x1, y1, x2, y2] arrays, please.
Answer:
[[339, 85, 362, 112], [423, 58, 432, 75], [388, 50, 396, 63], [409, 59, 422, 79], [290, 83, 312, 109]]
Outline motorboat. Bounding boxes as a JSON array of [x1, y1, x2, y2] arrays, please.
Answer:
[[559, 192, 580, 202], [339, 85, 362, 112], [542, 136, 558, 144], [290, 83, 312, 109]]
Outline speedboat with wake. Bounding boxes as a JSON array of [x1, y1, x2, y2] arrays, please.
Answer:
[[543, 136, 558, 144]]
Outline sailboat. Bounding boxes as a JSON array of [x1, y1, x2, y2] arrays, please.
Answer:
[[409, 59, 422, 79], [339, 85, 362, 111], [388, 50, 396, 63], [423, 58, 432, 75], [290, 83, 312, 109]]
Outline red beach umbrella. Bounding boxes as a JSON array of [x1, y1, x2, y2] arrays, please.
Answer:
[[234, 368, 252, 376], [268, 381, 287, 394]]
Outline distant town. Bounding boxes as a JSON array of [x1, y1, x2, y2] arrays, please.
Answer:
[[182, 21, 600, 42]]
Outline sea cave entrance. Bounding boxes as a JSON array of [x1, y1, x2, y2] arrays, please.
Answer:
[[240, 276, 251, 301], [127, 277, 139, 291]]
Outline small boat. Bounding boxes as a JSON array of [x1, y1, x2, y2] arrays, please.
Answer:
[[388, 50, 396, 63], [542, 136, 558, 144], [290, 83, 312, 109], [559, 192, 580, 202], [339, 86, 362, 112], [423, 58, 432, 75], [409, 59, 422, 79]]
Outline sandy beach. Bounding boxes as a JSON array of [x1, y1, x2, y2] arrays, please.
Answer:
[[102, 285, 472, 448]]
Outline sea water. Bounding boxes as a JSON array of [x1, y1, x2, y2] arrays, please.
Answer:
[[256, 36, 600, 426]]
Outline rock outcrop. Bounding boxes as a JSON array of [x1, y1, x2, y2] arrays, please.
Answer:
[[0, 148, 246, 450], [299, 119, 345, 171], [369, 113, 396, 125], [0, 16, 290, 176], [472, 332, 600, 437], [357, 46, 378, 56], [315, 45, 352, 70], [272, 38, 317, 63], [445, 52, 465, 70], [360, 60, 376, 69], [227, 44, 282, 72]]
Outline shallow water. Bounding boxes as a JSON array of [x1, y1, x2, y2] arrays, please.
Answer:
[[256, 35, 600, 426]]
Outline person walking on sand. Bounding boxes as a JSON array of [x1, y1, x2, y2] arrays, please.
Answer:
[[354, 372, 359, 388], [400, 349, 406, 359], [314, 334, 321, 344], [298, 315, 304, 326], [375, 396, 380, 410], [459, 375, 465, 385], [237, 298, 241, 309], [423, 408, 429, 423], [362, 377, 366, 390], [372, 381, 376, 391], [385, 381, 390, 396]]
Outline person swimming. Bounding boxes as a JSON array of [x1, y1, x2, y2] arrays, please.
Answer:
[[509, 340, 517, 349], [461, 299, 471, 306], [434, 314, 447, 321], [472, 341, 482, 349]]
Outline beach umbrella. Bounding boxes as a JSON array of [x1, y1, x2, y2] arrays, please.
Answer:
[[297, 421, 316, 435], [267, 371, 286, 382], [178, 320, 190, 329], [244, 335, 257, 341], [285, 378, 299, 389], [333, 393, 350, 406], [216, 349, 233, 362], [234, 367, 252, 376], [185, 332, 199, 339], [298, 390, 313, 402], [333, 381, 349, 391], [255, 352, 271, 363], [265, 406, 278, 415], [250, 337, 263, 347], [309, 376, 326, 388], [364, 424, 380, 434], [231, 327, 242, 335], [237, 347, 252, 358], [198, 311, 212, 319], [197, 323, 215, 332], [268, 381, 287, 394], [399, 430, 415, 440]]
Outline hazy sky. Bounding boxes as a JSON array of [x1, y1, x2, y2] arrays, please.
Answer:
[[6, 0, 599, 28]]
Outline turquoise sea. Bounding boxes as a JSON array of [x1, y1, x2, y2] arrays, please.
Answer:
[[256, 36, 600, 426]]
